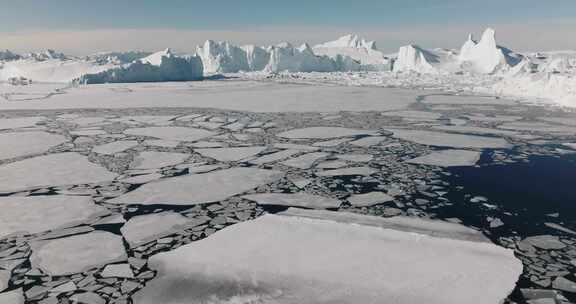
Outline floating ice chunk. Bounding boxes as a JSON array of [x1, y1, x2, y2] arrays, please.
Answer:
[[0, 288, 24, 304], [194, 146, 267, 162], [0, 117, 44, 130], [131, 151, 189, 169], [133, 210, 521, 304], [101, 263, 134, 278], [242, 193, 341, 209], [120, 173, 163, 184], [123, 115, 177, 126], [0, 196, 109, 238], [335, 154, 373, 162], [273, 143, 318, 151], [381, 110, 442, 121], [281, 152, 329, 169], [348, 192, 394, 207], [385, 128, 510, 149], [499, 121, 576, 134], [121, 212, 189, 248], [522, 235, 566, 250], [0, 131, 67, 160], [70, 129, 106, 136], [465, 114, 522, 122], [92, 140, 139, 155], [144, 140, 180, 148], [0, 152, 117, 193], [317, 160, 347, 169], [424, 95, 517, 105], [124, 127, 215, 142], [109, 168, 283, 206], [30, 231, 127, 276], [562, 143, 576, 150], [312, 138, 352, 147], [432, 125, 518, 136], [407, 150, 482, 167], [0, 270, 8, 292], [248, 150, 300, 165], [538, 117, 576, 127], [277, 127, 377, 139], [349, 136, 388, 147], [316, 166, 377, 177]]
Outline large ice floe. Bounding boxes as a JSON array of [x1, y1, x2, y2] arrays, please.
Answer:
[[30, 231, 127, 276], [407, 149, 482, 167], [0, 131, 66, 160], [242, 193, 341, 209], [124, 126, 215, 142], [0, 196, 108, 238], [110, 168, 283, 205], [133, 209, 522, 304], [385, 128, 511, 149], [0, 152, 117, 193]]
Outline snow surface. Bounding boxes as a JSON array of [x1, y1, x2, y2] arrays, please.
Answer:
[[407, 149, 482, 167], [110, 168, 283, 206], [0, 152, 118, 193], [0, 131, 66, 160], [0, 196, 109, 238], [133, 211, 522, 304], [30, 231, 127, 276]]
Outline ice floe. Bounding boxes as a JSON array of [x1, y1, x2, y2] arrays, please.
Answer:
[[110, 168, 283, 206], [386, 128, 511, 149], [0, 131, 67, 160], [0, 117, 44, 130], [30, 231, 127, 276], [242, 192, 341, 209], [124, 127, 215, 142], [277, 127, 377, 139], [194, 146, 266, 162], [347, 192, 394, 207], [280, 152, 329, 169], [0, 152, 117, 193], [121, 212, 189, 248], [133, 211, 522, 304], [130, 151, 189, 169], [407, 149, 482, 167], [0, 196, 109, 238], [92, 140, 139, 155], [316, 166, 377, 177], [0, 288, 24, 304]]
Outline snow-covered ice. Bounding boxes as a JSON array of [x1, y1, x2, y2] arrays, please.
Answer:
[[0, 152, 117, 193], [347, 192, 394, 207], [277, 127, 377, 139], [110, 168, 283, 206], [0, 289, 24, 304], [242, 192, 341, 209], [133, 211, 522, 304], [0, 117, 44, 130], [121, 212, 189, 248], [407, 149, 482, 167], [280, 152, 329, 169], [30, 231, 127, 276], [0, 131, 66, 160], [0, 196, 108, 238], [124, 126, 215, 142], [316, 166, 377, 177], [92, 140, 139, 155], [385, 128, 511, 149], [130, 151, 189, 169], [194, 146, 266, 162]]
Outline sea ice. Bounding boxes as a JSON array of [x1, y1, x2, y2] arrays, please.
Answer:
[[347, 192, 394, 207], [92, 140, 139, 155], [349, 136, 388, 147], [277, 127, 377, 139], [109, 168, 283, 206], [133, 211, 522, 304], [248, 149, 300, 165], [194, 146, 267, 162], [424, 95, 517, 105], [0, 117, 44, 130], [280, 152, 329, 169], [121, 212, 189, 248], [0, 288, 24, 304], [30, 231, 127, 276], [316, 166, 377, 177], [407, 149, 482, 167], [124, 127, 215, 142], [131, 151, 189, 169], [432, 125, 519, 136], [0, 196, 109, 238], [385, 128, 511, 149], [0, 152, 118, 193], [242, 192, 341, 209], [0, 131, 67, 160]]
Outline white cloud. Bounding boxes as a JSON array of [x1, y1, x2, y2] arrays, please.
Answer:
[[1, 20, 575, 55]]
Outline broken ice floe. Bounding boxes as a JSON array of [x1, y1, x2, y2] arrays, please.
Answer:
[[242, 192, 341, 209], [347, 191, 394, 207], [130, 151, 189, 169], [121, 212, 190, 248], [194, 146, 266, 162], [0, 131, 66, 160], [407, 149, 481, 167], [124, 127, 215, 142], [0, 152, 117, 193], [110, 168, 283, 205], [277, 127, 377, 139], [92, 140, 139, 155], [385, 128, 510, 149]]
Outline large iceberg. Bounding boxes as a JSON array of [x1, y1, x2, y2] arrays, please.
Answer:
[[314, 34, 392, 71], [77, 49, 203, 84], [458, 28, 523, 74]]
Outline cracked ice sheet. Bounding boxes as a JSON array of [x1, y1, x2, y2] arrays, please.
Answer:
[[30, 231, 127, 276], [407, 150, 482, 167], [0, 152, 118, 193], [109, 168, 283, 206], [0, 82, 417, 113], [133, 210, 522, 304], [0, 196, 109, 239], [0, 131, 67, 160], [385, 128, 511, 149]]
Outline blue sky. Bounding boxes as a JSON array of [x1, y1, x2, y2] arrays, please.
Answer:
[[1, 0, 576, 54]]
